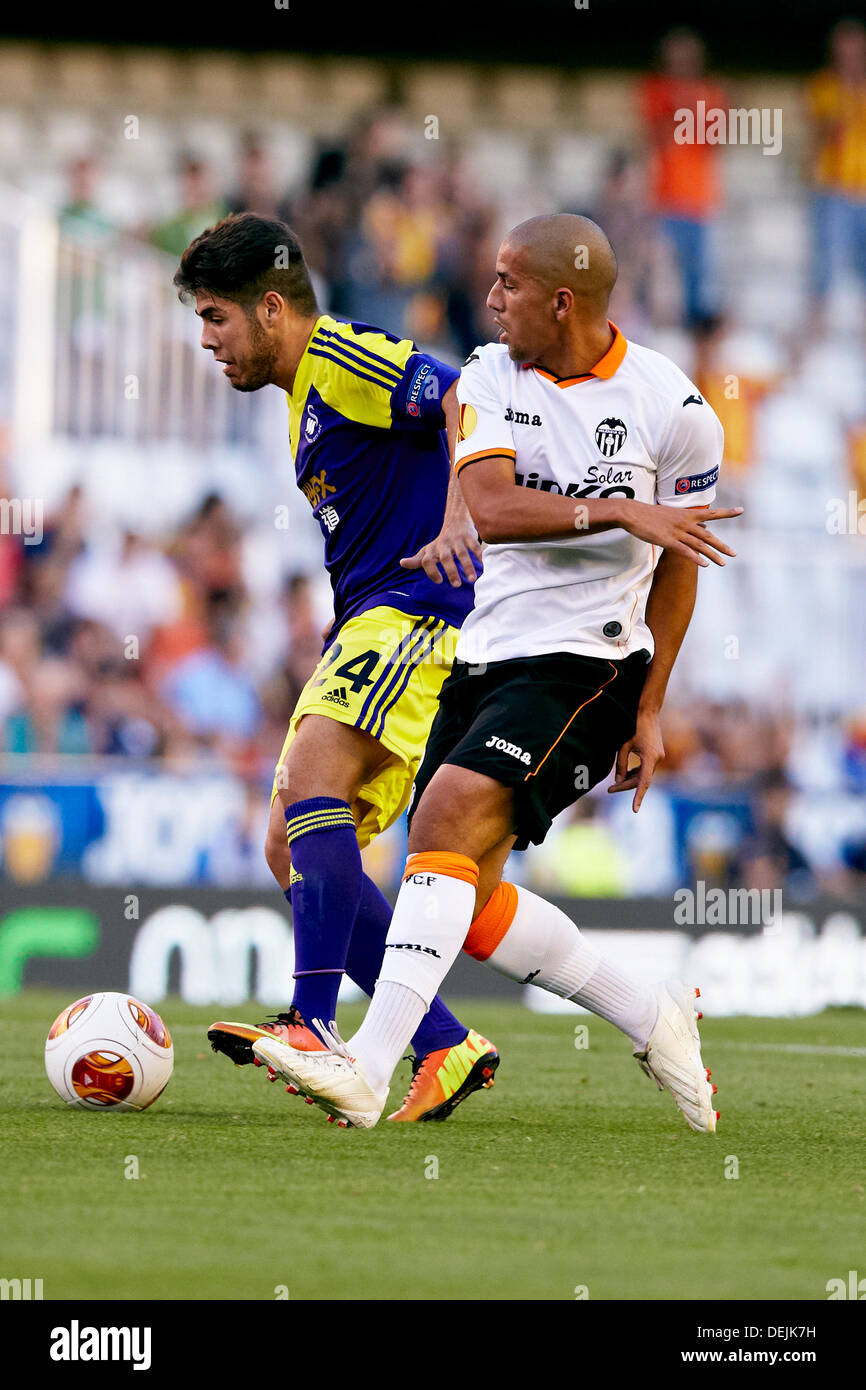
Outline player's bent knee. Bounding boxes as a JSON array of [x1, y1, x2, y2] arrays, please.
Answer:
[[408, 768, 512, 860], [408, 783, 461, 847]]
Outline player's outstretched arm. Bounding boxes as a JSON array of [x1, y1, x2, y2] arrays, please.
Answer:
[[400, 469, 483, 585], [457, 455, 743, 565]]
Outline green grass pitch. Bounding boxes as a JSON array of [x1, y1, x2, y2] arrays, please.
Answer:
[[1, 990, 864, 1301]]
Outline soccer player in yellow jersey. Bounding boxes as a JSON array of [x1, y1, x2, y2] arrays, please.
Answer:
[[174, 213, 501, 1121]]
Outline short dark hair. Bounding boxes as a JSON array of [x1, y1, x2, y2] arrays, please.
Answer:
[[173, 212, 318, 316]]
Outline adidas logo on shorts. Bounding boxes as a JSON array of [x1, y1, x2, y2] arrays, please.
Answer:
[[485, 734, 532, 765], [322, 685, 350, 707]]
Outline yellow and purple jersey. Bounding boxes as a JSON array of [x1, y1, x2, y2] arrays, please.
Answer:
[[287, 314, 475, 640]]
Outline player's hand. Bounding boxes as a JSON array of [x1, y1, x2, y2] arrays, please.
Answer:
[[608, 709, 665, 812], [399, 523, 483, 587], [619, 501, 744, 566]]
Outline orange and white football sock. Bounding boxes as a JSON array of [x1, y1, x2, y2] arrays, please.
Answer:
[[465, 883, 658, 1049], [348, 852, 479, 1092]]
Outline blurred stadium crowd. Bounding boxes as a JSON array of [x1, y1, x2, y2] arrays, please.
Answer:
[[2, 22, 866, 896]]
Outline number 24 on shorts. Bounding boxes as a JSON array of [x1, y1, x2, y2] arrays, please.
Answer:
[[311, 643, 381, 694]]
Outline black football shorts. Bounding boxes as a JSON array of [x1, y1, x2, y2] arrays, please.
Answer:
[[408, 648, 650, 850]]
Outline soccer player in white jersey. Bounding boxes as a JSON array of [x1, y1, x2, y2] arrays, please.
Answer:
[[253, 213, 743, 1130]]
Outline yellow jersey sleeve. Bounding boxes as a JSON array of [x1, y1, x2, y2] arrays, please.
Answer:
[[307, 318, 415, 430]]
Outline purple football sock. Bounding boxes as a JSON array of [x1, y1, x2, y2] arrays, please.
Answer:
[[285, 797, 362, 1025]]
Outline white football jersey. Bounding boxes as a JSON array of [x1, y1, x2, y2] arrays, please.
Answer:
[[453, 324, 724, 664]]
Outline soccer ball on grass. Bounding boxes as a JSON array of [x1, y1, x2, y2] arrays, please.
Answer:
[[44, 992, 173, 1111]]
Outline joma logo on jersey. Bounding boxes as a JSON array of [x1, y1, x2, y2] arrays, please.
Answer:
[[486, 735, 532, 765], [385, 942, 442, 957], [504, 408, 543, 426], [595, 417, 628, 457]]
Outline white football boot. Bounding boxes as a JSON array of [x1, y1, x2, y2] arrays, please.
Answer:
[[252, 1021, 388, 1130], [634, 981, 718, 1133]]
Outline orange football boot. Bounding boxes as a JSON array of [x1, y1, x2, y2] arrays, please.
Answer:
[[387, 1028, 500, 1122], [208, 1006, 327, 1067]]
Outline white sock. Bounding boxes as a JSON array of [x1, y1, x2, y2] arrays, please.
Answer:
[[569, 959, 658, 1050], [482, 885, 658, 1049], [349, 981, 428, 1092], [348, 852, 479, 1091]]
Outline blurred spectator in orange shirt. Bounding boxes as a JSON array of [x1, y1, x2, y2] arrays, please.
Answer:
[[638, 28, 726, 326], [806, 19, 866, 311]]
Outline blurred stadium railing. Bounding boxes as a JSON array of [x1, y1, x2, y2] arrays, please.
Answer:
[[53, 236, 260, 446], [1, 186, 262, 446]]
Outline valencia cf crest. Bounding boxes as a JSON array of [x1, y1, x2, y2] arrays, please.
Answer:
[[595, 417, 627, 458]]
